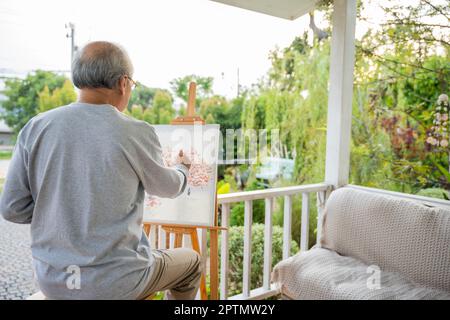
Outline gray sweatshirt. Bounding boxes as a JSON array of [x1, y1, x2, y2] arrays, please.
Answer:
[[0, 102, 188, 299]]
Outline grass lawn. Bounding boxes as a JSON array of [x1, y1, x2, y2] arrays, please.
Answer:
[[0, 150, 12, 160]]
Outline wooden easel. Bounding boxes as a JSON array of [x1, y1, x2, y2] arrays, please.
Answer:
[[143, 82, 225, 300]]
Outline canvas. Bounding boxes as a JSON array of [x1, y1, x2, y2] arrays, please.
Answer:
[[143, 124, 220, 227]]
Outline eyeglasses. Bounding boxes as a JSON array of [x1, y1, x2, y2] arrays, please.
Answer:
[[124, 75, 138, 90]]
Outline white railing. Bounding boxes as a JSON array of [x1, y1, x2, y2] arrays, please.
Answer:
[[217, 183, 332, 300]]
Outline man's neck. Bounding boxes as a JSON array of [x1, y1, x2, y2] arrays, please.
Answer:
[[78, 89, 118, 108]]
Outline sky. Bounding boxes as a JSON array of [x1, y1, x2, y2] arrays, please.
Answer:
[[0, 0, 413, 99], [0, 0, 328, 98], [1, 0, 444, 99]]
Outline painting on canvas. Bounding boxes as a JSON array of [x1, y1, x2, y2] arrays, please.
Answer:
[[143, 124, 220, 227]]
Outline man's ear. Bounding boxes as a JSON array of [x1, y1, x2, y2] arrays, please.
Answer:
[[117, 76, 127, 95]]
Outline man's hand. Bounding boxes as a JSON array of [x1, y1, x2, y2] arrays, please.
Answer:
[[177, 150, 191, 170]]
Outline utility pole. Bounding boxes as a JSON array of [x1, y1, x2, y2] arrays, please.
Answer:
[[237, 67, 240, 97], [65, 22, 77, 69]]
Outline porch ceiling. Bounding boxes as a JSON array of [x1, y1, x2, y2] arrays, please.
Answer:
[[210, 0, 319, 20]]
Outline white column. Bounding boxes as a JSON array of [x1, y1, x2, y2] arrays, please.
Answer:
[[325, 0, 357, 187]]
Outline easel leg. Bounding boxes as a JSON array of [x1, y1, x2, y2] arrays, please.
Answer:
[[190, 230, 207, 300], [143, 223, 151, 236], [174, 233, 183, 248], [165, 231, 170, 249]]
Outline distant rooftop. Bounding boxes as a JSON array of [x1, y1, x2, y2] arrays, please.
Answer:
[[0, 120, 13, 133]]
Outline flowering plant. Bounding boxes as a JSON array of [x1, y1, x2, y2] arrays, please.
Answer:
[[426, 94, 449, 149]]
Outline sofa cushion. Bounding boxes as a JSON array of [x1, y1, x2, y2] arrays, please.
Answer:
[[319, 187, 450, 292], [272, 247, 450, 300]]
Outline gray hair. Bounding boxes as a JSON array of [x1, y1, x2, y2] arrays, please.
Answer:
[[71, 41, 134, 90]]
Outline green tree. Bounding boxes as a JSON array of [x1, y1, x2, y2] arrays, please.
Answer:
[[38, 79, 77, 113], [152, 90, 175, 124], [130, 104, 144, 120], [124, 90, 176, 125], [1, 70, 68, 135], [170, 75, 214, 109], [242, 35, 330, 185], [351, 0, 450, 192], [238, 0, 449, 198], [127, 84, 170, 111]]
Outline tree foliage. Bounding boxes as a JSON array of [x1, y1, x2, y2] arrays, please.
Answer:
[[1, 70, 69, 134], [351, 0, 450, 192], [127, 83, 158, 110], [124, 89, 176, 125], [240, 0, 449, 195], [38, 79, 77, 113], [170, 74, 214, 109]]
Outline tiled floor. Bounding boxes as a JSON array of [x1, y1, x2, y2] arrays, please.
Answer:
[[0, 217, 37, 300]]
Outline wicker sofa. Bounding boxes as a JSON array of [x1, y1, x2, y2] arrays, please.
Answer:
[[272, 187, 450, 299]]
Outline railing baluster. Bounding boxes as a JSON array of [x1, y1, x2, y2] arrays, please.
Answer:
[[283, 195, 292, 260], [263, 198, 273, 290], [301, 193, 310, 251], [149, 224, 156, 248], [220, 203, 230, 300], [200, 228, 207, 257], [169, 233, 175, 249], [158, 226, 165, 249], [243, 200, 253, 298]]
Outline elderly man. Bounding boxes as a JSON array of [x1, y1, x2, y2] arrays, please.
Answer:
[[0, 41, 202, 300]]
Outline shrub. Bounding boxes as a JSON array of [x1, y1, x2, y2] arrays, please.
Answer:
[[220, 223, 299, 296], [272, 193, 319, 250], [230, 180, 266, 226], [416, 188, 449, 200]]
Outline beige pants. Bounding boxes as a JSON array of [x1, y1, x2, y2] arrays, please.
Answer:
[[137, 248, 202, 300]]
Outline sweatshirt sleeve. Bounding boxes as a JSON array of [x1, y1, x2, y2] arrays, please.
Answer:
[[125, 124, 188, 199], [0, 135, 34, 224]]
